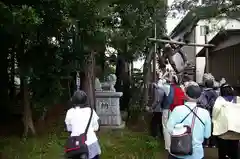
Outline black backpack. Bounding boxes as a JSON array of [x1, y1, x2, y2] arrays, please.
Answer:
[[64, 108, 93, 158], [201, 90, 218, 113]]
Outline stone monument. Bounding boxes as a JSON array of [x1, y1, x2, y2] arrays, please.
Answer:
[[95, 74, 125, 129]]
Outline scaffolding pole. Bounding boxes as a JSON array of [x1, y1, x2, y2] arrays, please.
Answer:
[[148, 38, 215, 47], [205, 26, 210, 73], [153, 23, 157, 82]]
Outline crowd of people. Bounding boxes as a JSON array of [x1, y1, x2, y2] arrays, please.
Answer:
[[62, 71, 239, 159], [149, 73, 239, 159]]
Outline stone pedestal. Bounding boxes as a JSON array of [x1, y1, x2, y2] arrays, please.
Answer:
[[95, 91, 125, 129]]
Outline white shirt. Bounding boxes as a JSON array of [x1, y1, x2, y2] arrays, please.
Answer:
[[65, 107, 99, 145]]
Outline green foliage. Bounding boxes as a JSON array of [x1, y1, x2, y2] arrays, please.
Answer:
[[0, 0, 167, 118], [0, 129, 164, 159], [1, 0, 110, 111], [108, 0, 167, 60], [170, 0, 240, 20], [101, 64, 116, 80]]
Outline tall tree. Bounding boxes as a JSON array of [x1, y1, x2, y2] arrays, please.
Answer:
[[109, 0, 167, 110]]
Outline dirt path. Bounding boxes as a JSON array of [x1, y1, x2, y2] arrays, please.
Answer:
[[158, 148, 218, 158], [205, 148, 218, 159]]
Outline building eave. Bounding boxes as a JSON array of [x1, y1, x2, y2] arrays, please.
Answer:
[[169, 12, 198, 38], [196, 29, 240, 57], [169, 6, 221, 39]]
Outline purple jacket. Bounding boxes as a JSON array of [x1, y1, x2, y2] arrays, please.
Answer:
[[197, 88, 218, 113]]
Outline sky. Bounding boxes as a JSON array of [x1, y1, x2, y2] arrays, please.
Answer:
[[133, 0, 183, 69], [166, 0, 182, 34]]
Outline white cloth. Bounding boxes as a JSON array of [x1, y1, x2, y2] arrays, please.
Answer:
[[237, 96, 240, 103], [161, 83, 170, 96], [172, 52, 185, 73], [212, 96, 240, 140], [65, 107, 99, 145], [162, 109, 171, 150], [172, 123, 187, 135]]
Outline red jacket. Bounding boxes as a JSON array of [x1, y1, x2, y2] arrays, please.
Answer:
[[169, 84, 186, 111]]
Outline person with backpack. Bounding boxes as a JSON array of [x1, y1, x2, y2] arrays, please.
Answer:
[[169, 75, 186, 112], [198, 79, 218, 113], [216, 84, 239, 159], [197, 79, 218, 148], [167, 85, 212, 159], [64, 90, 101, 159]]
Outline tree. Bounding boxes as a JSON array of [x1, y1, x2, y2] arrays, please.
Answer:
[[170, 0, 240, 20], [0, 0, 110, 135], [108, 0, 167, 110], [0, 0, 168, 135]]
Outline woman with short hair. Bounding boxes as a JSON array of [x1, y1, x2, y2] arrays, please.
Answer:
[[65, 90, 101, 159]]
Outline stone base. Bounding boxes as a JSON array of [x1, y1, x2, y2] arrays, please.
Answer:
[[100, 121, 125, 129]]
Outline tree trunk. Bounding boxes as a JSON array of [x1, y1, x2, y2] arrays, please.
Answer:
[[115, 54, 131, 111], [141, 47, 154, 108], [92, 53, 96, 109], [9, 50, 16, 101], [115, 54, 124, 93], [21, 75, 36, 136], [122, 62, 131, 111], [130, 60, 134, 80], [0, 32, 10, 120], [17, 36, 36, 136], [82, 51, 95, 109], [67, 79, 72, 99]]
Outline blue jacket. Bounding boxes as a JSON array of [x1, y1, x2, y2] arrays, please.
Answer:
[[197, 88, 218, 112], [152, 87, 165, 112], [162, 85, 174, 109]]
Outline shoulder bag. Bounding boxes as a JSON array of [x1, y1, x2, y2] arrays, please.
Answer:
[[65, 108, 93, 158], [170, 105, 204, 156]]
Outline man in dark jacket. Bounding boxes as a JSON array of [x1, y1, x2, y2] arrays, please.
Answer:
[[198, 79, 218, 148], [198, 79, 218, 115]]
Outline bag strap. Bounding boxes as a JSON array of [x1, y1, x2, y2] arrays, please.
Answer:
[[84, 108, 93, 134], [191, 108, 197, 130], [180, 106, 196, 123], [185, 105, 205, 126]]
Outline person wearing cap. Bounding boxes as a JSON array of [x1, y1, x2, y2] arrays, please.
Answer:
[[65, 90, 101, 159], [167, 85, 212, 159]]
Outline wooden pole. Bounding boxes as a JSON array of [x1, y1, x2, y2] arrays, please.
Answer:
[[205, 27, 210, 73], [148, 38, 215, 47], [153, 23, 157, 82]]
